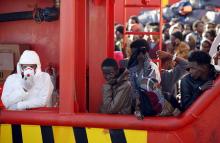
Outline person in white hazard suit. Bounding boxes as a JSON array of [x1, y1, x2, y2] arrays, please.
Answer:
[[1, 50, 54, 110]]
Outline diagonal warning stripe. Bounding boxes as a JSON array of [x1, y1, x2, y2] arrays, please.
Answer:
[[0, 124, 148, 143], [109, 129, 126, 143], [86, 128, 111, 143], [21, 125, 43, 143], [53, 126, 76, 143], [0, 124, 13, 143], [124, 129, 147, 143], [41, 126, 54, 143], [12, 124, 23, 143], [73, 127, 88, 143]]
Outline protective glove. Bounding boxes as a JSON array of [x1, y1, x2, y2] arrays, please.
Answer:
[[22, 67, 35, 91], [8, 104, 18, 110], [22, 76, 34, 91]]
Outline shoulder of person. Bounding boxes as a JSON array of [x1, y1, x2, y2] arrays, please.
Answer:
[[181, 74, 192, 83], [39, 72, 51, 77], [123, 80, 132, 87], [5, 73, 20, 81], [161, 69, 173, 76], [35, 72, 52, 82], [3, 74, 22, 88], [150, 61, 159, 69]]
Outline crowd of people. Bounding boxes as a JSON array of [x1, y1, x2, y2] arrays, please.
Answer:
[[1, 15, 220, 120], [100, 15, 220, 119]]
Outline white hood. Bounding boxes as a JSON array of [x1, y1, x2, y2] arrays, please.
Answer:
[[17, 50, 42, 76]]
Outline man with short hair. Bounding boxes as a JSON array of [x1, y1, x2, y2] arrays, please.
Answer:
[[180, 51, 217, 111], [1, 50, 54, 110], [100, 58, 132, 114], [192, 20, 204, 49]]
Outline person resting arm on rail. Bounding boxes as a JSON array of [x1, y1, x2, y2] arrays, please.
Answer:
[[180, 51, 218, 111], [1, 50, 54, 110], [100, 58, 132, 114]]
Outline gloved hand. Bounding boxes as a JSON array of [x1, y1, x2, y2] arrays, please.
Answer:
[[22, 66, 35, 91], [8, 104, 18, 110], [22, 76, 34, 91]]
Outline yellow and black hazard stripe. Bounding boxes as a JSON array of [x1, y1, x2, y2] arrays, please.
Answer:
[[0, 124, 148, 143]]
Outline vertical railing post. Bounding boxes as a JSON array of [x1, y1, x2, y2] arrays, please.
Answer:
[[59, 0, 76, 114]]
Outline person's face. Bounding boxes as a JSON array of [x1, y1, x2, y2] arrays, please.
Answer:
[[150, 28, 159, 42], [163, 29, 170, 41], [201, 41, 211, 53], [115, 31, 123, 40], [171, 35, 176, 45], [216, 26, 220, 35], [131, 47, 137, 54], [21, 64, 37, 71], [171, 36, 180, 46], [164, 28, 169, 36], [137, 51, 146, 64], [21, 64, 37, 77], [183, 25, 191, 35], [187, 62, 204, 80], [131, 19, 136, 24], [177, 24, 184, 32], [204, 33, 212, 41], [197, 23, 204, 33], [102, 66, 118, 84], [175, 38, 180, 46]]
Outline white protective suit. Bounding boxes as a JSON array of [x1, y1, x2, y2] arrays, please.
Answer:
[[1, 50, 54, 110]]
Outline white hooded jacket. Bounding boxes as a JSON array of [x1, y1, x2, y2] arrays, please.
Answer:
[[1, 50, 54, 110]]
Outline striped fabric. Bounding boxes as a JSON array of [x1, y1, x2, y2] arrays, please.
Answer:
[[0, 124, 147, 143]]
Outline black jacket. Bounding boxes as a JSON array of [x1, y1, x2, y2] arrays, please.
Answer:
[[180, 65, 217, 111]]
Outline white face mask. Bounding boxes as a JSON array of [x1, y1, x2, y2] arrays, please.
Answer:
[[23, 67, 35, 80]]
